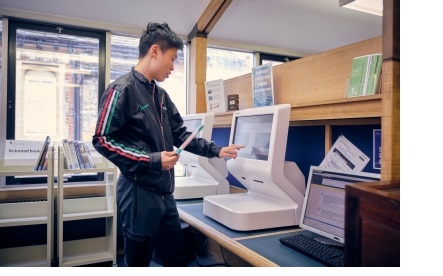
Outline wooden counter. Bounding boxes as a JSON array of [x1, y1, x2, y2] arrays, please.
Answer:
[[344, 181, 400, 266]]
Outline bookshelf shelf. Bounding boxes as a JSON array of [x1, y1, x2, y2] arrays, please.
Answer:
[[213, 94, 382, 128], [57, 145, 117, 267], [0, 244, 50, 267], [62, 237, 114, 266], [0, 146, 55, 267]]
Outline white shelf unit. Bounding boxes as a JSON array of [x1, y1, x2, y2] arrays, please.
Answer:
[[57, 145, 117, 267], [0, 146, 55, 267]]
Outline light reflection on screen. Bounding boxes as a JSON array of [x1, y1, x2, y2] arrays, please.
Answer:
[[233, 114, 273, 161]]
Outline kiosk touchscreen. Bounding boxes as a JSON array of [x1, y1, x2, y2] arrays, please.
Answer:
[[203, 104, 306, 231], [173, 112, 229, 199]]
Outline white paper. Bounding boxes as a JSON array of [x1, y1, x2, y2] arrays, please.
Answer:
[[320, 135, 370, 171], [205, 79, 227, 113], [3, 140, 43, 166]]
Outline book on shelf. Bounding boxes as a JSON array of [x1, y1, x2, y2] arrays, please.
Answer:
[[365, 54, 382, 96], [82, 142, 96, 169], [61, 140, 96, 170], [347, 53, 382, 97], [68, 140, 80, 169], [34, 136, 51, 171], [41, 146, 54, 171], [77, 141, 92, 169], [62, 139, 73, 169], [73, 141, 85, 169]]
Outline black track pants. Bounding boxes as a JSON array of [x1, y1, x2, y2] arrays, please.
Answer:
[[117, 174, 189, 267]]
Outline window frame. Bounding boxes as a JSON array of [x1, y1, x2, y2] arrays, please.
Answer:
[[259, 53, 299, 65], [6, 19, 107, 140], [6, 19, 106, 185]]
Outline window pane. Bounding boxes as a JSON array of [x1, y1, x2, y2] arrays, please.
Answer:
[[260, 53, 299, 66], [0, 20, 2, 90], [206, 48, 253, 81], [110, 35, 138, 82], [262, 59, 284, 66], [110, 34, 187, 115], [158, 49, 187, 115], [14, 28, 100, 142]]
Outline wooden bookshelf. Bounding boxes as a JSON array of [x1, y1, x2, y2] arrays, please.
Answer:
[[208, 36, 383, 129]]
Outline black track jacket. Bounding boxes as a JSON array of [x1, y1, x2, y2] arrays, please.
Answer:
[[93, 68, 222, 194]]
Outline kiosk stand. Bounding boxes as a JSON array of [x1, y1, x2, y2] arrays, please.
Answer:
[[174, 113, 229, 200], [203, 104, 305, 231]]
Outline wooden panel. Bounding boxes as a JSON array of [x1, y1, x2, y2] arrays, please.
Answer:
[[381, 60, 400, 182], [275, 37, 382, 105], [290, 95, 382, 121], [189, 36, 208, 113], [197, 0, 229, 32], [344, 181, 400, 267], [223, 73, 253, 110], [213, 95, 382, 128], [204, 0, 233, 33], [215, 36, 382, 126], [380, 0, 400, 183], [383, 0, 400, 61]]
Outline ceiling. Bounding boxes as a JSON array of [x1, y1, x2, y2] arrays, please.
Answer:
[[0, 0, 383, 56]]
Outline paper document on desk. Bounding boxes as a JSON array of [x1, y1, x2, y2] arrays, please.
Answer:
[[320, 135, 369, 171]]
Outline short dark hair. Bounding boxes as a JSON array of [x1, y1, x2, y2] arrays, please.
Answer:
[[139, 22, 184, 59]]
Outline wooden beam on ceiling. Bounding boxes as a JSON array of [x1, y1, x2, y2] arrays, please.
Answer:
[[188, 0, 232, 41]]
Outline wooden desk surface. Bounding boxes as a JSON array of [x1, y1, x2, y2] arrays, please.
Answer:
[[177, 201, 325, 267]]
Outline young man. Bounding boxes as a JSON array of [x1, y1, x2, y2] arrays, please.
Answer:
[[92, 22, 243, 267]]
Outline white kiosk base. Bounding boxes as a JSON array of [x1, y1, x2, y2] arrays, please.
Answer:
[[203, 192, 301, 231], [174, 157, 229, 200], [175, 177, 222, 199], [203, 162, 305, 231]]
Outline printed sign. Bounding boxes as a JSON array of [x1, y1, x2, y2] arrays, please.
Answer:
[[252, 63, 274, 107]]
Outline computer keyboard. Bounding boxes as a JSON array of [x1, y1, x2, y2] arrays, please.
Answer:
[[279, 233, 344, 267]]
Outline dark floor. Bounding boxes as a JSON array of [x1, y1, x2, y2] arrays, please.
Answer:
[[115, 254, 200, 267], [82, 222, 229, 267]]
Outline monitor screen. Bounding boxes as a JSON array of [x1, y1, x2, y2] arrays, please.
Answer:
[[232, 114, 273, 161], [182, 118, 203, 138], [300, 166, 380, 244]]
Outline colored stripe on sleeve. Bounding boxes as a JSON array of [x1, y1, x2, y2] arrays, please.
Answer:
[[96, 88, 150, 162]]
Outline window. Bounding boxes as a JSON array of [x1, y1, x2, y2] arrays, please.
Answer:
[[110, 34, 187, 115], [206, 47, 253, 81], [7, 20, 105, 143], [110, 34, 138, 83], [5, 19, 105, 185], [0, 20, 2, 92], [260, 53, 299, 66]]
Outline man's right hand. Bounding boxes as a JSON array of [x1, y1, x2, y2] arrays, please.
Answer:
[[161, 151, 179, 170]]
